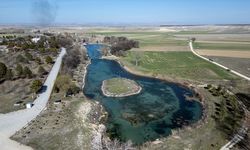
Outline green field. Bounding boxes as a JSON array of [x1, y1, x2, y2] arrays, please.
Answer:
[[194, 42, 250, 51], [89, 31, 188, 49], [122, 51, 238, 80]]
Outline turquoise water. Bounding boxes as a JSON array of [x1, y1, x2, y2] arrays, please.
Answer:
[[84, 44, 203, 144]]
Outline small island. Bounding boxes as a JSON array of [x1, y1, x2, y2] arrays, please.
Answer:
[[101, 78, 142, 97]]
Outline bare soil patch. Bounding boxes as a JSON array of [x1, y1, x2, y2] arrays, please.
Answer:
[[132, 45, 189, 52], [202, 56, 250, 77], [197, 50, 250, 58]]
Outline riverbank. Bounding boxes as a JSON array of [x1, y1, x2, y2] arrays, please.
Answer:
[[101, 78, 142, 97]]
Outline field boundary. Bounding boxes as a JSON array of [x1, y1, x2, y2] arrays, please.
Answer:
[[189, 41, 250, 81]]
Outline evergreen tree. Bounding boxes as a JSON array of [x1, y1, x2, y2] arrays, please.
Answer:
[[30, 80, 42, 93], [5, 69, 14, 80], [23, 66, 33, 78], [15, 64, 23, 77], [0, 62, 7, 79]]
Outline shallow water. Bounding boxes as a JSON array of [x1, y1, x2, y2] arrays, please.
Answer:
[[83, 44, 203, 144]]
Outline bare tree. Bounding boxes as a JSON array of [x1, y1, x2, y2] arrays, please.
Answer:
[[133, 51, 142, 66]]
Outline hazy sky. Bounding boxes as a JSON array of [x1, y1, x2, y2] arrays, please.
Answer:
[[1, 0, 250, 25]]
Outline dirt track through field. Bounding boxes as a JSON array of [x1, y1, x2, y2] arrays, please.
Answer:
[[197, 50, 250, 58]]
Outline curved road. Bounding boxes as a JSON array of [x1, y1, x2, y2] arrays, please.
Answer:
[[0, 48, 66, 150], [189, 41, 250, 81]]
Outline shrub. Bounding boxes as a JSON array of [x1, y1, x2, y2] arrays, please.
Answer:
[[35, 57, 42, 64], [15, 64, 23, 77], [16, 54, 29, 63], [0, 62, 7, 79], [24, 52, 33, 61], [45, 56, 53, 64], [30, 80, 42, 93], [55, 75, 71, 92], [23, 66, 33, 78], [37, 66, 47, 76], [5, 69, 14, 80]]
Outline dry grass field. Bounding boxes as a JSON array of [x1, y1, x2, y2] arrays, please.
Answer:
[[196, 50, 250, 58]]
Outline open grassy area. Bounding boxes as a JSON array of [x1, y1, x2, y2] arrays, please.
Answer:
[[121, 51, 238, 81]]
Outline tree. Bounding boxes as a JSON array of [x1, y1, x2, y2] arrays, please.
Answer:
[[16, 54, 29, 63], [35, 57, 42, 64], [30, 80, 42, 93], [191, 37, 196, 42], [15, 64, 23, 77], [133, 51, 142, 66], [24, 52, 33, 61], [69, 85, 81, 95], [5, 69, 14, 80], [23, 66, 33, 78], [0, 62, 7, 79], [55, 75, 71, 93], [45, 56, 53, 64], [37, 66, 46, 77]]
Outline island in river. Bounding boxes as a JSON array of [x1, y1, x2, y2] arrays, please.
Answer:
[[101, 78, 142, 97]]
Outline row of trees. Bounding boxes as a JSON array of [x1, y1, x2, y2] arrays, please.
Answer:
[[62, 45, 87, 76], [205, 85, 245, 138], [0, 62, 32, 81], [16, 52, 53, 65], [0, 61, 48, 82], [103, 36, 139, 56]]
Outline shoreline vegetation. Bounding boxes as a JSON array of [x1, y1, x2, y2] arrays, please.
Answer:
[[101, 78, 142, 97]]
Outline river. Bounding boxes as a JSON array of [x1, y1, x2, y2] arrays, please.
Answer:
[[83, 44, 203, 144]]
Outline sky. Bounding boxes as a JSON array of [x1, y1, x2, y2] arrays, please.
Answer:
[[0, 0, 250, 25]]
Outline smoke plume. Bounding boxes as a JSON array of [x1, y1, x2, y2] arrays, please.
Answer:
[[32, 0, 58, 26]]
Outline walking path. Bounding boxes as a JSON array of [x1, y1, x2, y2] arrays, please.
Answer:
[[189, 41, 250, 81], [0, 48, 66, 150]]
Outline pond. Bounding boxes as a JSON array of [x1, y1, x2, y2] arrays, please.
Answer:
[[83, 44, 203, 144]]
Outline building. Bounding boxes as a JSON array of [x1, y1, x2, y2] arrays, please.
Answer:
[[31, 37, 40, 43], [26, 103, 34, 109]]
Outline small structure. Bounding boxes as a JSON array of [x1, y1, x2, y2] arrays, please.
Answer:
[[31, 37, 40, 43], [53, 100, 62, 105], [26, 103, 34, 109], [14, 101, 24, 107], [0, 45, 8, 53]]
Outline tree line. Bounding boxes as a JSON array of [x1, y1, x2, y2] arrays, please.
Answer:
[[103, 36, 139, 56]]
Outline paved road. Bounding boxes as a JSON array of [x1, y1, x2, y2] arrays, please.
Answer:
[[189, 41, 250, 81], [220, 127, 247, 150], [0, 48, 66, 150]]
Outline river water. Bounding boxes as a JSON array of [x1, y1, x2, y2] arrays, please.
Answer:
[[83, 44, 203, 144]]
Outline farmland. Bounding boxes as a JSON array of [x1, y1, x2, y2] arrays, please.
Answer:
[[121, 51, 238, 81]]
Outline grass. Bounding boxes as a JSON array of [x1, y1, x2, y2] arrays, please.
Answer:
[[103, 78, 139, 95], [121, 51, 238, 80], [194, 42, 250, 51], [89, 31, 188, 49]]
